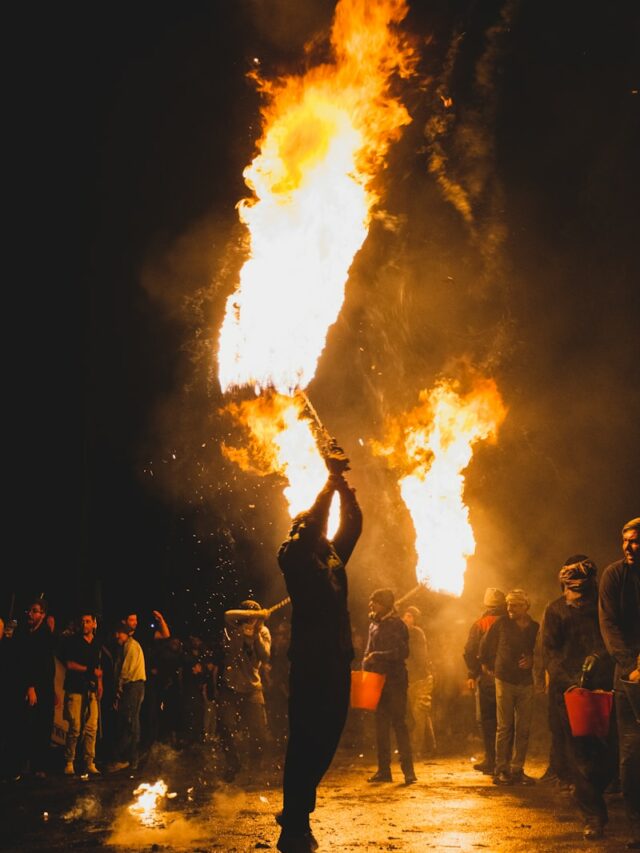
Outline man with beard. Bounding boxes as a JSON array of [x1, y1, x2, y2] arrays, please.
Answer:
[[275, 450, 362, 853], [364, 588, 416, 786], [15, 598, 56, 778], [61, 611, 103, 776], [463, 588, 507, 775], [599, 517, 640, 849], [542, 556, 615, 840]]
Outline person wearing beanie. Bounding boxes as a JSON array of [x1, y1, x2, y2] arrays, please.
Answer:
[[542, 555, 615, 840], [402, 606, 436, 758], [218, 598, 271, 782], [479, 588, 539, 786], [364, 589, 417, 785], [599, 517, 640, 849], [463, 588, 507, 774]]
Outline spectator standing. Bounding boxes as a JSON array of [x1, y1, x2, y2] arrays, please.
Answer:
[[599, 517, 640, 850], [61, 612, 103, 776], [15, 598, 56, 778], [364, 588, 416, 786], [462, 588, 506, 775], [218, 600, 271, 781], [479, 588, 539, 786], [403, 606, 436, 758], [542, 555, 615, 839], [107, 622, 146, 772]]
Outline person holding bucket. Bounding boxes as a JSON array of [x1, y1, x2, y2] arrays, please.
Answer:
[[542, 555, 615, 840], [363, 588, 417, 786], [275, 448, 362, 853], [599, 517, 640, 850]]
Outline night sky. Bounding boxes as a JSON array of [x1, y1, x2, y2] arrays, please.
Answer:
[[7, 0, 638, 638]]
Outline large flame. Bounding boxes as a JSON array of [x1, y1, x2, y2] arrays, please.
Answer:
[[372, 378, 507, 596], [221, 393, 340, 533], [217, 0, 416, 527], [217, 0, 416, 395]]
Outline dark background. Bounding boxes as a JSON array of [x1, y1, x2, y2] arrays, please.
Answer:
[[6, 0, 639, 640]]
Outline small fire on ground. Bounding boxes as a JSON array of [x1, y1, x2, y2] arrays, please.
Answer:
[[128, 779, 169, 828]]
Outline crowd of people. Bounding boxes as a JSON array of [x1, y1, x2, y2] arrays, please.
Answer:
[[0, 495, 637, 852]]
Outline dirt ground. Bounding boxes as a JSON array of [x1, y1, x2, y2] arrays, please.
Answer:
[[0, 739, 633, 853]]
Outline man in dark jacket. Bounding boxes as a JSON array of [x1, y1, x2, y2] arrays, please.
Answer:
[[599, 517, 640, 849], [479, 588, 538, 786], [15, 598, 56, 778], [364, 588, 416, 786], [542, 555, 615, 839], [463, 587, 506, 774], [276, 452, 362, 853]]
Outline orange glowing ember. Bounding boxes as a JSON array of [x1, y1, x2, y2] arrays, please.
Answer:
[[372, 377, 507, 596], [217, 0, 416, 395], [221, 393, 340, 533]]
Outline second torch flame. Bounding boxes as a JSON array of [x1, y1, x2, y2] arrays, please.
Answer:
[[372, 377, 508, 597]]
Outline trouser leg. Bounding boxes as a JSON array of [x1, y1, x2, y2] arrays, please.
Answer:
[[478, 680, 497, 766], [375, 687, 393, 773], [388, 681, 414, 777], [282, 664, 349, 832], [616, 686, 640, 822], [510, 683, 533, 774], [82, 693, 99, 765], [218, 690, 241, 774], [495, 679, 515, 775], [244, 698, 269, 766], [64, 694, 82, 763]]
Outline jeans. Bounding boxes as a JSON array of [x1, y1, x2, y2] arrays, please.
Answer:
[[407, 676, 436, 755], [495, 678, 533, 775], [616, 679, 640, 822], [114, 681, 145, 765], [376, 675, 415, 778], [63, 692, 99, 765], [218, 688, 269, 773], [282, 662, 350, 832]]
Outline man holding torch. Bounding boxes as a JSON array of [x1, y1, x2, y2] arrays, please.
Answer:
[[275, 443, 362, 853]]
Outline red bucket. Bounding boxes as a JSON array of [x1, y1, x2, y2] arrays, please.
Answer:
[[351, 670, 386, 711], [564, 687, 613, 737]]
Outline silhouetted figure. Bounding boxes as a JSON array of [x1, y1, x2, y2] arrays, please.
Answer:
[[14, 599, 56, 778], [599, 517, 640, 849], [276, 457, 362, 853], [543, 555, 615, 840]]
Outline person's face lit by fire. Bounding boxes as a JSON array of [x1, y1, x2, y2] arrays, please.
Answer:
[[369, 599, 388, 621], [242, 618, 259, 637], [81, 615, 97, 637], [506, 600, 529, 621], [27, 603, 46, 630], [115, 629, 129, 646], [125, 613, 138, 633], [622, 528, 639, 568], [402, 610, 415, 628]]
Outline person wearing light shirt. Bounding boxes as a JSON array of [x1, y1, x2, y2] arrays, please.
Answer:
[[107, 622, 146, 773]]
